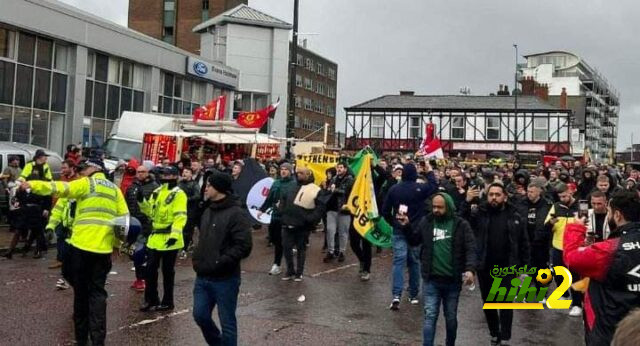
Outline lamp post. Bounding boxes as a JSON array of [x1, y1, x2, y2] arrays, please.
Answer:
[[286, 0, 299, 160], [513, 44, 519, 159]]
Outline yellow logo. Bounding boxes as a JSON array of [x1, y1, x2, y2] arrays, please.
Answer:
[[536, 268, 553, 285]]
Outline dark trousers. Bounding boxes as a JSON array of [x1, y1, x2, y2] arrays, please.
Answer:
[[349, 225, 372, 272], [551, 248, 583, 307], [269, 219, 283, 266], [55, 226, 70, 262], [64, 246, 111, 346], [193, 275, 240, 346], [145, 249, 178, 306], [478, 269, 513, 341], [183, 218, 196, 250], [282, 225, 309, 277], [23, 209, 46, 252]]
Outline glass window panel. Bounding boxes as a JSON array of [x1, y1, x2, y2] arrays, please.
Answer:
[[93, 82, 107, 118], [133, 65, 144, 89], [183, 80, 192, 101], [94, 53, 108, 82], [91, 118, 105, 147], [18, 32, 35, 65], [163, 97, 172, 114], [173, 76, 182, 98], [120, 88, 132, 113], [86, 52, 94, 78], [0, 29, 16, 59], [133, 91, 144, 111], [15, 65, 33, 107], [33, 69, 51, 110], [49, 112, 64, 153], [105, 120, 114, 139], [54, 44, 68, 71], [164, 1, 175, 10], [84, 80, 93, 116], [163, 73, 174, 96], [0, 61, 15, 104], [173, 99, 182, 114], [108, 57, 120, 84], [0, 105, 12, 141], [31, 111, 48, 147], [107, 85, 120, 119], [121, 61, 132, 87], [254, 94, 268, 110], [13, 107, 31, 143], [182, 101, 191, 115], [51, 73, 67, 112], [36, 38, 53, 69]]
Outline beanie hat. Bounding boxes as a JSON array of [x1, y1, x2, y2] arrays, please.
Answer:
[[280, 162, 294, 174], [207, 172, 233, 194], [528, 177, 547, 191]]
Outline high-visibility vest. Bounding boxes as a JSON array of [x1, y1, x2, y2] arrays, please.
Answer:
[[46, 198, 76, 230], [20, 162, 53, 181], [144, 184, 187, 251], [30, 172, 129, 254]]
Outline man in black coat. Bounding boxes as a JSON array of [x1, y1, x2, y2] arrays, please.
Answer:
[[192, 172, 252, 346], [460, 183, 530, 346], [399, 192, 476, 346]]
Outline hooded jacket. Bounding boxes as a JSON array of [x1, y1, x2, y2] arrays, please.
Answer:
[[120, 158, 139, 195], [382, 163, 438, 229], [279, 175, 328, 229], [402, 193, 477, 281], [260, 175, 297, 222], [193, 194, 252, 279], [578, 168, 597, 200], [507, 169, 530, 196]]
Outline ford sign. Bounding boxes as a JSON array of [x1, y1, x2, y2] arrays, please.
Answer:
[[193, 62, 208, 76]]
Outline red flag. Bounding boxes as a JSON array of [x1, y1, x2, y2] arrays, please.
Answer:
[[424, 137, 444, 159], [236, 99, 280, 128], [420, 121, 436, 154], [217, 95, 227, 121], [192, 95, 225, 123]]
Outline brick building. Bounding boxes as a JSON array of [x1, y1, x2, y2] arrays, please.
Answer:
[[128, 0, 246, 54], [292, 42, 338, 144]]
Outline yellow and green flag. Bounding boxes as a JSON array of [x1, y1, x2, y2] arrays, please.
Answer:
[[347, 149, 392, 248]]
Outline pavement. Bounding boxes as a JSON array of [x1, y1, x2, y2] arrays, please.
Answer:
[[0, 228, 585, 346]]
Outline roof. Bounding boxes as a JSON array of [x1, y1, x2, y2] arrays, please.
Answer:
[[522, 50, 578, 59], [346, 95, 564, 111], [193, 4, 292, 33], [145, 132, 281, 145]]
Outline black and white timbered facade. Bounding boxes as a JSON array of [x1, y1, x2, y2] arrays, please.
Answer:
[[344, 94, 573, 158]]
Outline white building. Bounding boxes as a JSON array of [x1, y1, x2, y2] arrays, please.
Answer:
[[194, 5, 292, 142], [520, 51, 620, 162]]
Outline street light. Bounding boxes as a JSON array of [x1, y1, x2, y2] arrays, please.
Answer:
[[513, 44, 519, 158]]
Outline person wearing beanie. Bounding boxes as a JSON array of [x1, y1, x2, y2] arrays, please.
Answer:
[[258, 162, 298, 276], [192, 172, 252, 345], [398, 192, 477, 346]]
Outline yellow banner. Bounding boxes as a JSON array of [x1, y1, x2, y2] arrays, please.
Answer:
[[347, 154, 376, 237], [295, 154, 338, 186]]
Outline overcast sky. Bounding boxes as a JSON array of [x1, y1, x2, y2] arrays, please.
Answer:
[[59, 0, 640, 149]]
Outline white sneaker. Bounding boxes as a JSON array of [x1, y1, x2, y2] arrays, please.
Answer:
[[56, 279, 70, 290], [269, 264, 282, 275], [179, 250, 187, 260], [409, 297, 419, 305], [389, 297, 400, 310], [569, 306, 583, 317]]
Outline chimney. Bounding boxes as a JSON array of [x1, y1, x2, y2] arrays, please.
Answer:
[[534, 83, 549, 101], [521, 76, 535, 96], [560, 87, 568, 109], [399, 90, 415, 96]]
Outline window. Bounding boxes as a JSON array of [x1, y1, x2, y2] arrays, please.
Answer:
[[33, 69, 51, 110], [0, 61, 14, 104], [94, 53, 108, 82], [317, 63, 323, 75], [17, 32, 35, 65], [371, 116, 384, 138], [31, 111, 49, 147], [327, 86, 335, 99], [93, 82, 107, 118], [54, 44, 68, 71], [317, 83, 325, 95], [86, 52, 94, 78], [108, 57, 120, 84], [486, 116, 500, 140], [295, 96, 302, 108], [163, 73, 174, 96], [84, 81, 93, 116], [163, 0, 175, 44], [0, 28, 16, 58], [13, 108, 30, 144], [36, 38, 53, 69], [133, 64, 144, 89], [409, 117, 420, 138], [107, 85, 120, 119], [327, 68, 336, 80], [51, 73, 67, 112], [296, 54, 303, 66], [294, 116, 300, 128], [304, 78, 312, 91], [303, 98, 312, 111], [305, 58, 313, 70], [533, 118, 548, 141], [121, 61, 132, 87], [295, 75, 302, 87], [15, 65, 33, 107], [120, 88, 132, 113], [202, 0, 209, 9], [0, 105, 12, 141], [133, 91, 144, 111], [451, 116, 465, 139]]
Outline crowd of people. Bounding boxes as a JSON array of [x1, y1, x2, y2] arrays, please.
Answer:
[[2, 143, 640, 346]]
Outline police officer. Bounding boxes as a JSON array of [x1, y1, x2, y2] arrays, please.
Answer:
[[140, 165, 187, 312], [18, 149, 53, 258], [45, 196, 76, 290], [20, 158, 128, 346]]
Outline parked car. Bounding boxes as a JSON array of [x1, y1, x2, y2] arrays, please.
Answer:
[[0, 142, 63, 179]]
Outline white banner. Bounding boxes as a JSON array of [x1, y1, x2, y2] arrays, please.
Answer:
[[246, 177, 274, 224]]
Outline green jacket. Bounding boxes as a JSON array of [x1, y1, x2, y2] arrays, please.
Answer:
[[260, 175, 297, 221]]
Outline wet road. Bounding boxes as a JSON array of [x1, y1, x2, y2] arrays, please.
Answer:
[[0, 229, 584, 345]]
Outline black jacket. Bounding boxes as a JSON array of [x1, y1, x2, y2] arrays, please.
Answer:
[[327, 173, 354, 212], [125, 178, 159, 235], [280, 180, 329, 229], [516, 196, 553, 247], [178, 179, 201, 219], [403, 215, 477, 281], [193, 195, 252, 279], [460, 201, 530, 270]]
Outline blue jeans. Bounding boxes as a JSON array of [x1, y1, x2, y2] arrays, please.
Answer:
[[423, 279, 461, 346], [193, 275, 241, 346], [392, 232, 421, 298]]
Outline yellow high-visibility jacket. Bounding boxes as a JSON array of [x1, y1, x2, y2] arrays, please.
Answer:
[[20, 161, 53, 181], [144, 184, 187, 251], [30, 172, 129, 254], [46, 198, 75, 230]]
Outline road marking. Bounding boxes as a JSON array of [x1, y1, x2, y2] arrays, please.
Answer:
[[310, 254, 390, 278], [106, 309, 190, 336]]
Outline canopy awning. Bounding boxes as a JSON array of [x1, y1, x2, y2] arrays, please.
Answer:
[[196, 132, 281, 144]]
